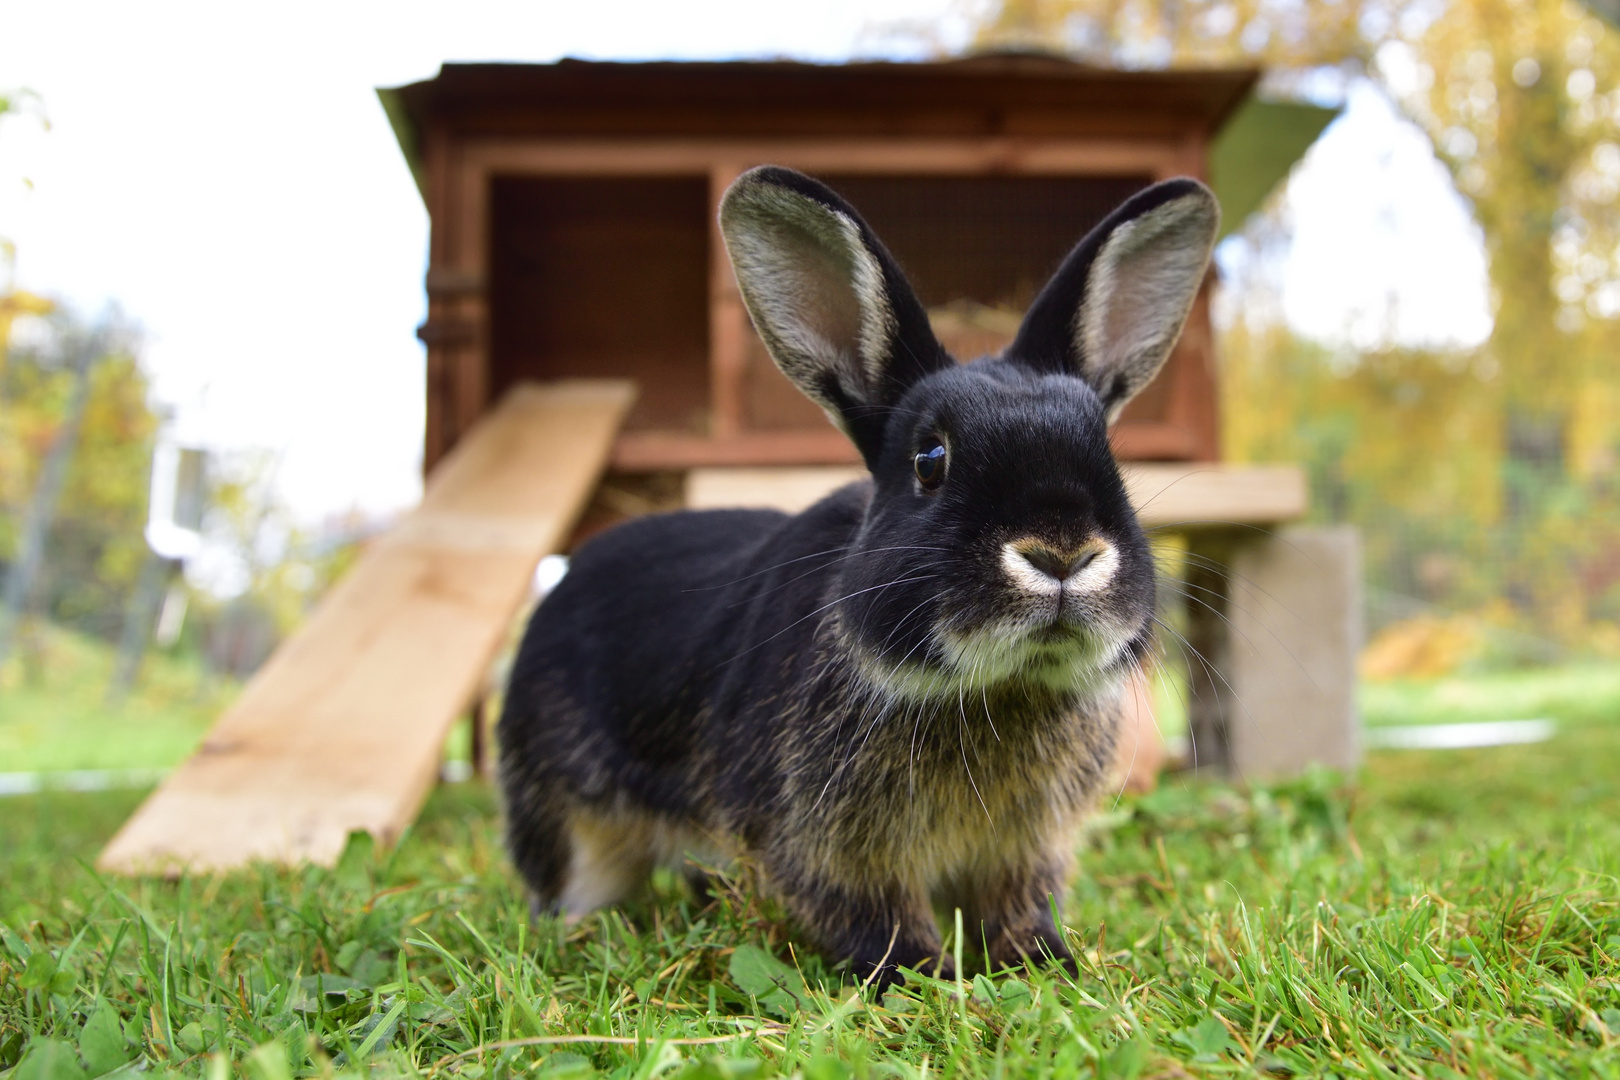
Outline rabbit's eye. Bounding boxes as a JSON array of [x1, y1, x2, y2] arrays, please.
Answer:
[[914, 440, 947, 490]]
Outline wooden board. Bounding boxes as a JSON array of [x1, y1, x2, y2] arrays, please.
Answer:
[[1119, 463, 1306, 528], [686, 463, 1306, 527], [686, 466, 869, 515], [99, 380, 635, 874]]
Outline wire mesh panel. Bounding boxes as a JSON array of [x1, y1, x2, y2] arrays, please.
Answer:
[[821, 175, 1151, 313], [489, 177, 711, 433], [743, 174, 1183, 431]]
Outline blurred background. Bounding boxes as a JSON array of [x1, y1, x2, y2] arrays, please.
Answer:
[[5, 0, 1620, 778]]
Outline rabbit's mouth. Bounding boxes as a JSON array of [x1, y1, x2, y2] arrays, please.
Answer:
[[838, 536, 1146, 701]]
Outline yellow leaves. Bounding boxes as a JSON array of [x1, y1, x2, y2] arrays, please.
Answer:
[[1361, 612, 1486, 679], [969, 0, 1371, 69]]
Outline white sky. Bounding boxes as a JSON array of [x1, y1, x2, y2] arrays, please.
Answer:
[[0, 1, 1491, 525]]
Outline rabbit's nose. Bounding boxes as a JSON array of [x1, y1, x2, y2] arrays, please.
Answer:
[[1013, 542, 1098, 581]]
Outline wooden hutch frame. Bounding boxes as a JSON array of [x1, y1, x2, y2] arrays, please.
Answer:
[[385, 57, 1258, 477]]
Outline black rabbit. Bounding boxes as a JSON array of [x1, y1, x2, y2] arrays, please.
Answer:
[[498, 166, 1218, 987]]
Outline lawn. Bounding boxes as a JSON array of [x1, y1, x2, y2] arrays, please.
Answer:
[[2, 640, 1619, 1077], [0, 629, 232, 774]]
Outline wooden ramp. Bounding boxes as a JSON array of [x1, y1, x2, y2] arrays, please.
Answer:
[[100, 381, 635, 874], [685, 463, 1307, 527]]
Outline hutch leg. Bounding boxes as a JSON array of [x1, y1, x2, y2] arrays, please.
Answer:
[[1225, 526, 1362, 778]]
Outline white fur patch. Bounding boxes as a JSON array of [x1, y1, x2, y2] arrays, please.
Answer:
[[851, 603, 1134, 704], [1063, 542, 1119, 595], [1076, 190, 1218, 422], [1000, 544, 1062, 598], [999, 541, 1119, 598], [558, 807, 724, 923]]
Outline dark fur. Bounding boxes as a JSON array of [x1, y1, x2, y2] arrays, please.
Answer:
[[499, 168, 1217, 987]]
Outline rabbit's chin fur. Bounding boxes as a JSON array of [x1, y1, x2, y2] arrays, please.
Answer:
[[845, 610, 1141, 704]]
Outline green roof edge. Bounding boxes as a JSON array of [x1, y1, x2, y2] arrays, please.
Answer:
[[376, 86, 426, 202], [1210, 96, 1340, 240]]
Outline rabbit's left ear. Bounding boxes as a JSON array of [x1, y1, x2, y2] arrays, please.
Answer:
[[1008, 178, 1219, 423]]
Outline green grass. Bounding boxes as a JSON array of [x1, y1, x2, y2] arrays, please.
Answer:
[[0, 628, 486, 778], [1361, 663, 1620, 730], [4, 707, 1620, 1078], [0, 628, 232, 774], [3, 636, 1620, 1077]]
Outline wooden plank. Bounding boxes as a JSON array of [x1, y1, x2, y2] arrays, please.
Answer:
[[613, 429, 862, 470], [463, 137, 1182, 179], [612, 418, 1216, 473], [685, 462, 1307, 527], [98, 380, 636, 874], [1120, 463, 1306, 528], [686, 466, 868, 514]]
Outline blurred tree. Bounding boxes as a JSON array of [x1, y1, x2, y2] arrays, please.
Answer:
[[0, 324, 102, 670], [1, 87, 170, 674], [962, 0, 1620, 658], [973, 0, 1381, 68], [186, 449, 364, 682], [0, 312, 157, 657], [1374, 0, 1620, 640]]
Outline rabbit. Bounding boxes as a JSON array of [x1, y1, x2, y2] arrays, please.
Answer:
[[498, 165, 1218, 988]]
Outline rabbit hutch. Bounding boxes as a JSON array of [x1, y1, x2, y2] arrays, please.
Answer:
[[95, 57, 1356, 875], [382, 55, 1356, 764], [390, 57, 1259, 476]]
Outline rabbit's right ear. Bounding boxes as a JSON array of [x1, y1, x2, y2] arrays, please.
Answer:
[[719, 167, 951, 465]]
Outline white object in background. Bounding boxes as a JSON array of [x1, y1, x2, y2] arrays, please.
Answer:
[[0, 768, 170, 797], [1364, 719, 1556, 750], [146, 441, 208, 560], [534, 554, 569, 598]]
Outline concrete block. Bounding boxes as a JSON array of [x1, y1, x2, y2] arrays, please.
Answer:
[[1225, 526, 1362, 778]]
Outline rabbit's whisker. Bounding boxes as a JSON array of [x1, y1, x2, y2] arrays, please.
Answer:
[[1149, 613, 1256, 771], [957, 696, 996, 832], [812, 684, 891, 813], [713, 573, 944, 671], [690, 543, 952, 595], [872, 588, 950, 655], [1158, 579, 1314, 688], [1111, 653, 1151, 809], [722, 545, 952, 609]]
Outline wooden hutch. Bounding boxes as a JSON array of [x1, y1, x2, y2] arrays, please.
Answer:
[[382, 57, 1259, 477]]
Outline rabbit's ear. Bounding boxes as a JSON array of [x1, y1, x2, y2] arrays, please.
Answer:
[[1008, 178, 1219, 423], [720, 167, 951, 462]]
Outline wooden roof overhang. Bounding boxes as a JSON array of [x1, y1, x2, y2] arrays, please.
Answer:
[[385, 58, 1261, 474]]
